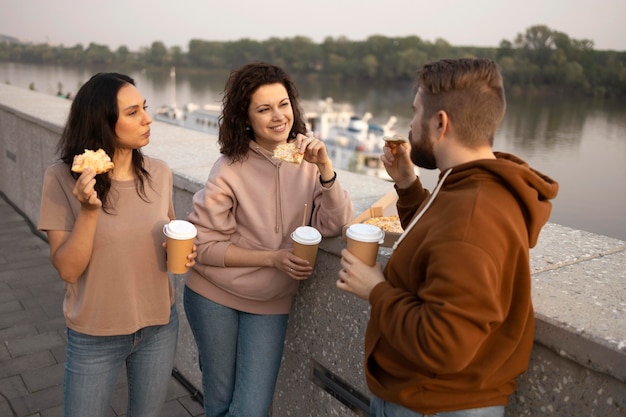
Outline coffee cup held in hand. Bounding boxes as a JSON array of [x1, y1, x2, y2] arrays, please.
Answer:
[[345, 224, 385, 266], [163, 220, 197, 274], [291, 226, 322, 266]]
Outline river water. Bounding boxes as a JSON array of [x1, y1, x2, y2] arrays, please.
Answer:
[[2, 63, 625, 241]]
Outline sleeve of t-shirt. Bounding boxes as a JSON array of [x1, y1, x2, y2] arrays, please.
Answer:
[[38, 165, 76, 232]]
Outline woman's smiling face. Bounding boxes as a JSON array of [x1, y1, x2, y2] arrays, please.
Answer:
[[247, 83, 294, 151]]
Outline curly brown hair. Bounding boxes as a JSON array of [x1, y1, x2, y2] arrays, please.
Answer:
[[218, 61, 308, 163]]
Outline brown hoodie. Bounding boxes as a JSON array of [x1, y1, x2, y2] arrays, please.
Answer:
[[365, 152, 559, 413], [186, 141, 353, 314]]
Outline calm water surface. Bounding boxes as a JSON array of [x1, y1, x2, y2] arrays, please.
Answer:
[[2, 63, 625, 241]]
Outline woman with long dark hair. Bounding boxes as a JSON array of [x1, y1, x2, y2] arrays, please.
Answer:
[[39, 72, 195, 417]]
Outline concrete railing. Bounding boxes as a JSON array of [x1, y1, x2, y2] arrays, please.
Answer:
[[1, 83, 624, 416]]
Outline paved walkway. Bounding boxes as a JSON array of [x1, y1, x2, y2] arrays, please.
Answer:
[[0, 196, 204, 417]]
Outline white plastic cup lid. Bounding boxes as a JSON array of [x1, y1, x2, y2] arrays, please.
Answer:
[[346, 223, 385, 243], [291, 226, 322, 245], [163, 220, 197, 240]]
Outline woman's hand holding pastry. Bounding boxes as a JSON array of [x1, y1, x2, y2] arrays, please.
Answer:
[[296, 133, 330, 166], [72, 168, 102, 210]]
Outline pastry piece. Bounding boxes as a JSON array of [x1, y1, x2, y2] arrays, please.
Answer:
[[383, 134, 408, 145], [273, 142, 304, 165], [71, 148, 115, 174], [363, 215, 403, 233]]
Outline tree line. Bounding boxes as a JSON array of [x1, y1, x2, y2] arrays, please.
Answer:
[[1, 25, 625, 99]]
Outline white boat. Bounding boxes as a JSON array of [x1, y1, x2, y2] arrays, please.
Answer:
[[304, 97, 399, 180], [155, 101, 221, 136], [154, 67, 222, 135]]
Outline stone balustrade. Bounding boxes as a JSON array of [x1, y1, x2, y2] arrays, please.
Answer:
[[1, 83, 624, 416]]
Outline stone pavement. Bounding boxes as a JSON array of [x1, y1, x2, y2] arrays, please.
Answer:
[[0, 196, 204, 417]]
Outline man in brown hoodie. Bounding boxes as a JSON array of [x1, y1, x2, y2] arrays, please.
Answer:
[[337, 58, 559, 417]]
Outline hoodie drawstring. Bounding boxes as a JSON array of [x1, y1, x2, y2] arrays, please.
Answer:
[[392, 168, 453, 251], [275, 164, 281, 233]]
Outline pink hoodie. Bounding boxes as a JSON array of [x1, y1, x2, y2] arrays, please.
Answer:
[[186, 141, 353, 314]]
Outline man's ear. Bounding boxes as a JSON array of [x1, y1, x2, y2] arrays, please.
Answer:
[[436, 110, 449, 139]]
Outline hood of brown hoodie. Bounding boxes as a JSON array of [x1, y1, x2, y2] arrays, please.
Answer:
[[441, 152, 559, 248]]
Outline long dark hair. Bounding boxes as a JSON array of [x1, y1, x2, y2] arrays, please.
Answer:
[[57, 72, 151, 211], [218, 61, 308, 163]]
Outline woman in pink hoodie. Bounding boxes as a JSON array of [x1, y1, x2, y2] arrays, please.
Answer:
[[184, 61, 353, 417]]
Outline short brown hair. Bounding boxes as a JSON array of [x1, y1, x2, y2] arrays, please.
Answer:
[[417, 58, 506, 147]]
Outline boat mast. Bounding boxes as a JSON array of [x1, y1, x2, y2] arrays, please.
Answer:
[[170, 66, 177, 109]]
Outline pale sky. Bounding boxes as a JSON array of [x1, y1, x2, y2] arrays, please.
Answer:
[[3, 0, 625, 51]]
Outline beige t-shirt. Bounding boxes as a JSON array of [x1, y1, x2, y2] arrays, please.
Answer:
[[39, 157, 175, 336]]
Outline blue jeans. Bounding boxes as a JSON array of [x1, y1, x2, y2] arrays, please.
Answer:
[[370, 396, 505, 417], [63, 304, 179, 417], [184, 285, 289, 417]]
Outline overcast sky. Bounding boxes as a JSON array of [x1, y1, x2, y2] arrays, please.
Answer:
[[3, 0, 625, 51]]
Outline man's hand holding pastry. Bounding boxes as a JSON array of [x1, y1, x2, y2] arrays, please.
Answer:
[[382, 135, 414, 188]]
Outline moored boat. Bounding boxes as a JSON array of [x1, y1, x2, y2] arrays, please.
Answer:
[[155, 102, 221, 136], [304, 97, 400, 180]]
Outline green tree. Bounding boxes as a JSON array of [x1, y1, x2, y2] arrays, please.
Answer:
[[84, 43, 113, 66], [222, 39, 264, 69], [188, 39, 225, 68], [2, 25, 625, 99], [320, 36, 353, 77], [280, 36, 319, 73], [60, 45, 85, 65], [430, 38, 453, 60], [397, 48, 428, 80], [115, 45, 132, 65], [362, 54, 379, 79], [148, 41, 169, 66], [170, 46, 186, 67], [563, 61, 586, 87]]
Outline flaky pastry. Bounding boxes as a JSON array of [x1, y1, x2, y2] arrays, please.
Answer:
[[71, 148, 115, 174], [363, 215, 403, 233], [273, 142, 304, 164], [383, 134, 408, 145]]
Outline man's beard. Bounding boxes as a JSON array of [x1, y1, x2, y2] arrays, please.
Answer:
[[409, 120, 437, 170]]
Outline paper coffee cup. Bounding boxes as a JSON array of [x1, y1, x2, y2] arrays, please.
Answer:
[[291, 226, 322, 266], [163, 220, 197, 274], [345, 224, 385, 266]]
